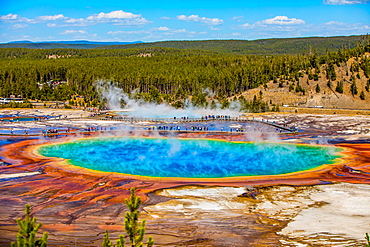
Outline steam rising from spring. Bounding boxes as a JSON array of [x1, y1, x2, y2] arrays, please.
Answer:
[[95, 79, 242, 118]]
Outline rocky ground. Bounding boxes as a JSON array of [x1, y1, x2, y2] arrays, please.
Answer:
[[144, 183, 370, 246]]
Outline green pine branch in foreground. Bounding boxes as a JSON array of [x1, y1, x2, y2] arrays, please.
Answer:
[[103, 188, 154, 247], [10, 204, 48, 247], [365, 233, 370, 247]]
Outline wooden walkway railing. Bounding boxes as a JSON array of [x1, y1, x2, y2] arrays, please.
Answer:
[[89, 116, 296, 132], [0, 116, 296, 136]]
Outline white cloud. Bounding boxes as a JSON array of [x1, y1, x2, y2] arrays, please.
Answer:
[[234, 16, 370, 40], [87, 10, 140, 20], [313, 22, 370, 36], [177, 15, 223, 25], [0, 13, 18, 20], [107, 27, 203, 40], [86, 10, 150, 25], [11, 24, 28, 29], [0, 13, 32, 23], [235, 16, 306, 38], [258, 16, 305, 25], [61, 30, 87, 35], [239, 23, 255, 29], [324, 21, 346, 25], [65, 18, 84, 23], [1, 13, 66, 24], [161, 28, 196, 36], [232, 16, 244, 20], [107, 30, 149, 35], [154, 26, 171, 31], [321, 21, 370, 31], [1, 10, 151, 29], [107, 31, 124, 35], [172, 29, 188, 33], [112, 18, 150, 26], [62, 18, 88, 27], [64, 18, 89, 27], [323, 0, 369, 4], [38, 14, 67, 21]]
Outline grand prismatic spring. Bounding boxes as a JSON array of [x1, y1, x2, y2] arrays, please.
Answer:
[[37, 137, 342, 178], [1, 108, 370, 246]]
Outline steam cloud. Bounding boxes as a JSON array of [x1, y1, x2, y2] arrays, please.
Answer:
[[95, 79, 242, 118]]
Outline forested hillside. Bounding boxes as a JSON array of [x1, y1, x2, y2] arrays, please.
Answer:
[[0, 35, 369, 112], [103, 35, 364, 55], [0, 35, 364, 55]]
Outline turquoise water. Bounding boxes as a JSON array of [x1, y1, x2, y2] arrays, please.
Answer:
[[38, 137, 342, 178]]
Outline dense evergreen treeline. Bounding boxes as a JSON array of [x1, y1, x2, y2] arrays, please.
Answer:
[[0, 52, 308, 99], [0, 35, 369, 112], [0, 47, 218, 60]]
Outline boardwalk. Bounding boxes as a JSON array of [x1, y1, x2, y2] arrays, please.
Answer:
[[0, 115, 297, 136], [91, 116, 296, 132]]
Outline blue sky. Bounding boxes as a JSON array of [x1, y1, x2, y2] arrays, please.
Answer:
[[0, 0, 369, 43]]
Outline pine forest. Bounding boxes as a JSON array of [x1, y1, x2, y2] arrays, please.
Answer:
[[0, 35, 369, 112]]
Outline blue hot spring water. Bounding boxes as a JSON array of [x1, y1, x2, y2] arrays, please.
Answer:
[[37, 137, 342, 178]]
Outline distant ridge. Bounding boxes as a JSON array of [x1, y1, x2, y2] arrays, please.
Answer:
[[8, 40, 33, 44], [0, 35, 367, 55], [0, 40, 144, 49], [102, 35, 365, 55]]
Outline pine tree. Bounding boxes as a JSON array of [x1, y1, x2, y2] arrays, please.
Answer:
[[11, 204, 48, 247], [220, 98, 230, 109], [116, 234, 126, 247], [316, 84, 321, 93], [210, 100, 217, 109], [327, 80, 332, 89], [295, 83, 305, 94], [360, 90, 365, 100], [103, 230, 113, 247], [124, 188, 153, 247], [103, 188, 154, 247], [351, 81, 358, 95], [335, 81, 344, 93], [365, 79, 370, 92]]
